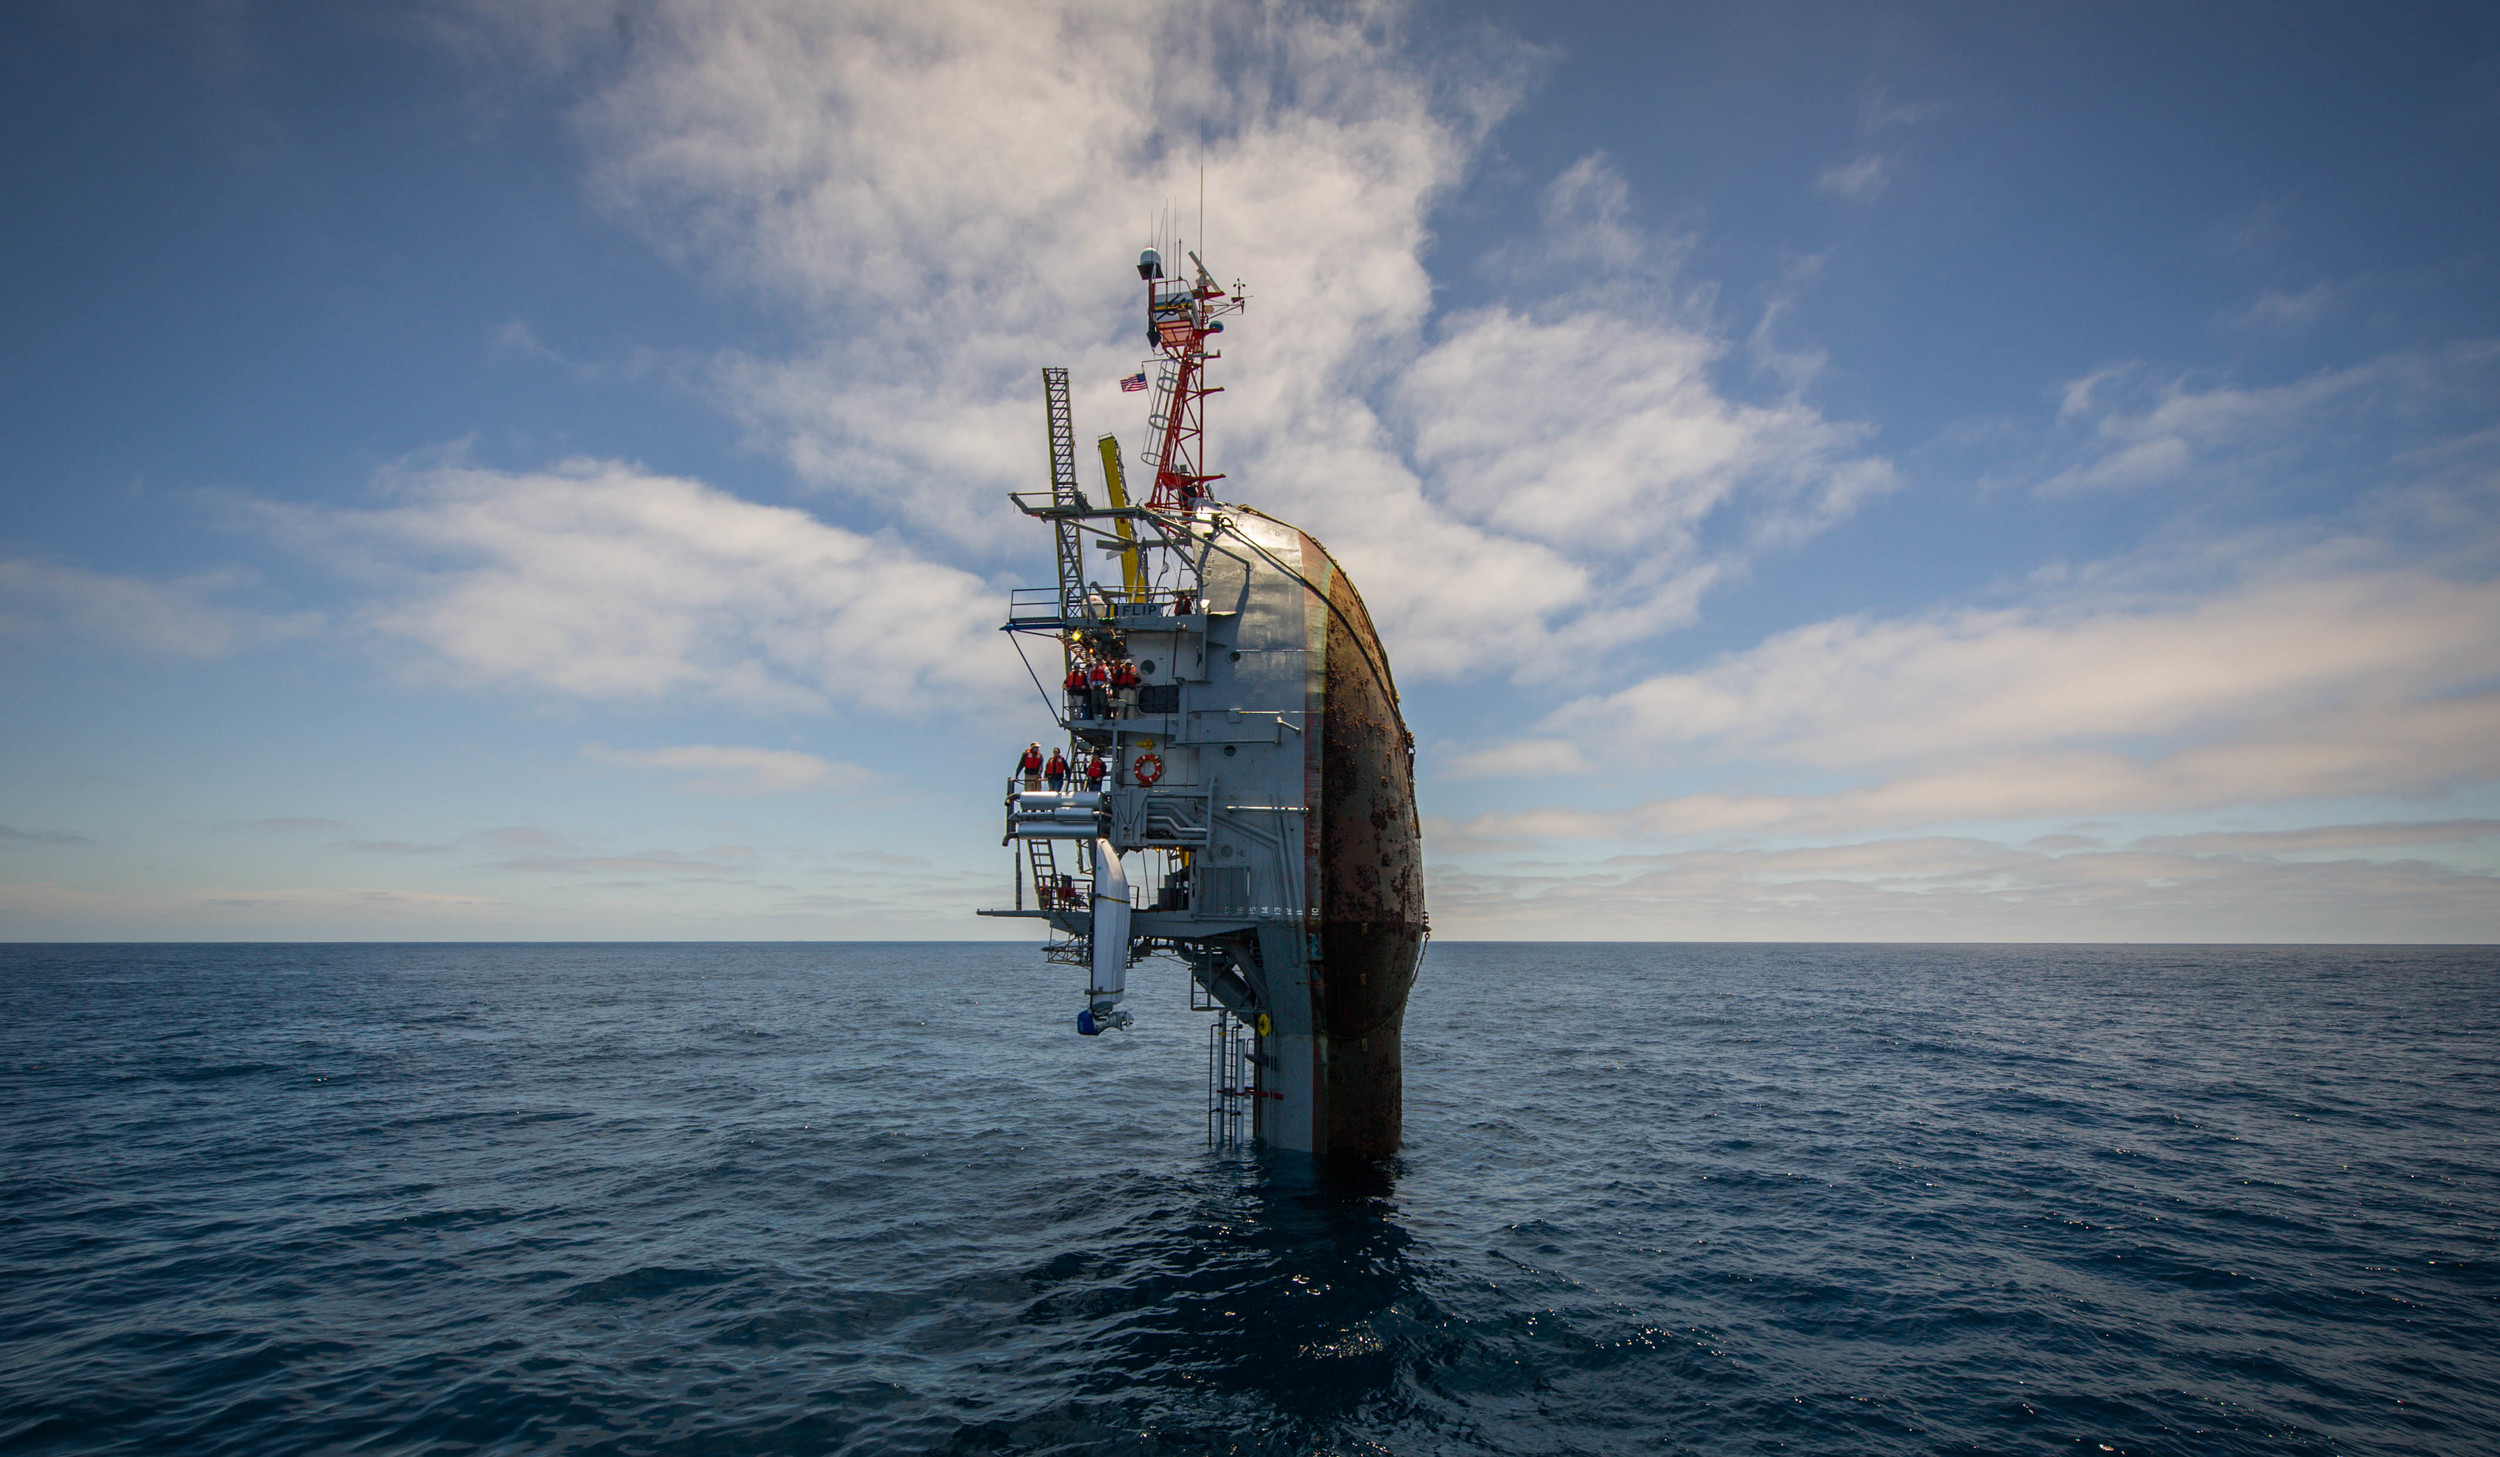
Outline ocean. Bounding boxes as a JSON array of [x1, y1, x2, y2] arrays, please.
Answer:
[[1, 942, 2492, 1455]]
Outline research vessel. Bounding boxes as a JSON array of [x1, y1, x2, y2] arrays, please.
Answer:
[[980, 246, 1426, 1160]]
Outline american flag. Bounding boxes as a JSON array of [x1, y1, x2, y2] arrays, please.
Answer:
[[1119, 372, 1148, 392]]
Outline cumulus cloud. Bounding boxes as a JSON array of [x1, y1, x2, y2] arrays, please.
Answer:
[[450, 0, 1885, 683], [581, 741, 870, 795], [273, 457, 1017, 713], [1396, 287, 1891, 567], [0, 560, 316, 657]]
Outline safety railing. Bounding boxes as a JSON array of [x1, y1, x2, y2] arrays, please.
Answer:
[[1005, 585, 1200, 627], [1005, 587, 1074, 625]]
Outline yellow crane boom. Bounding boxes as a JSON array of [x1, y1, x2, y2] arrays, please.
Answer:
[[1097, 434, 1143, 596]]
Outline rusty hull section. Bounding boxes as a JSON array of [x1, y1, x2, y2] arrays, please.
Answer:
[[1302, 532, 1427, 1162]]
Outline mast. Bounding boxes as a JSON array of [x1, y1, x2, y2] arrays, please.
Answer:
[[1136, 247, 1245, 512]]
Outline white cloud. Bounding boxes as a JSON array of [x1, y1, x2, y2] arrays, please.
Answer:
[[2227, 281, 2336, 331], [1816, 153, 1891, 200], [0, 560, 316, 657], [228, 817, 353, 834], [2138, 820, 2500, 854], [276, 457, 1018, 713], [581, 741, 870, 795], [1396, 302, 1889, 558], [462, 0, 1886, 683], [478, 848, 752, 877], [1425, 835, 2500, 942], [1551, 565, 2500, 771], [1452, 551, 2500, 844], [2036, 341, 2500, 495], [196, 886, 504, 911]]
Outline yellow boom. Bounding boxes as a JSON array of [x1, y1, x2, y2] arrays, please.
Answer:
[[1097, 434, 1143, 596]]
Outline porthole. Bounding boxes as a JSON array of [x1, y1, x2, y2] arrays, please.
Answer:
[[1229, 650, 1242, 662], [1223, 745, 1236, 757], [1139, 659, 1155, 675]]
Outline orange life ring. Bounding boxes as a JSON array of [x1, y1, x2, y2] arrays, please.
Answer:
[[1132, 752, 1164, 786]]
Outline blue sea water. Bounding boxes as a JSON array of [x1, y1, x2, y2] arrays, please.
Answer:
[[1, 943, 2494, 1456]]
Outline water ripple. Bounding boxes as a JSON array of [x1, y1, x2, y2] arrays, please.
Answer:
[[1, 942, 2493, 1454]]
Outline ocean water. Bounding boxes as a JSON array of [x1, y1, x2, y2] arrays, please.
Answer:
[[1, 943, 2493, 1456]]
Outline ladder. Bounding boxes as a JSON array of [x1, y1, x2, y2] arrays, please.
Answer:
[[1206, 1013, 1252, 1148], [1041, 367, 1087, 619], [1023, 836, 1066, 911], [1138, 362, 1180, 477]]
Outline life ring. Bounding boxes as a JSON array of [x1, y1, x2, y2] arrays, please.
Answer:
[[1132, 752, 1164, 785]]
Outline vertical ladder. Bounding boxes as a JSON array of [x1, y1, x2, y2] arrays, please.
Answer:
[[1139, 363, 1179, 476], [1207, 1013, 1251, 1148], [1042, 368, 1086, 619], [1024, 837, 1063, 911]]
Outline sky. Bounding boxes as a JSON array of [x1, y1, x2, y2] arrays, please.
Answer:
[[2, 0, 2496, 941]]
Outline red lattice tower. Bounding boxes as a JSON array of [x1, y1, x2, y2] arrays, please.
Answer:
[[1138, 247, 1246, 512]]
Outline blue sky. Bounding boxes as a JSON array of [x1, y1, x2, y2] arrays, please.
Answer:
[[3, 0, 2496, 940]]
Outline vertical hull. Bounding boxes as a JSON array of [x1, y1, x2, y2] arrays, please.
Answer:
[[1311, 539, 1426, 1161], [1226, 518, 1424, 1162]]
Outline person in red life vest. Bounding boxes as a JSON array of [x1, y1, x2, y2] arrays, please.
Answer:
[[1087, 658, 1110, 720], [1111, 660, 1139, 717], [1083, 753, 1107, 791], [1064, 660, 1090, 719], [1044, 747, 1069, 792], [1018, 742, 1044, 791]]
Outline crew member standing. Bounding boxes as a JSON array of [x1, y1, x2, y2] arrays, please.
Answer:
[[1044, 747, 1069, 792], [1018, 742, 1044, 791], [1083, 752, 1107, 791], [1064, 660, 1089, 719], [1087, 659, 1110, 721]]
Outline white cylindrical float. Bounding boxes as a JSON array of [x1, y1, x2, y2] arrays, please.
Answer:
[[1088, 836, 1130, 1017]]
